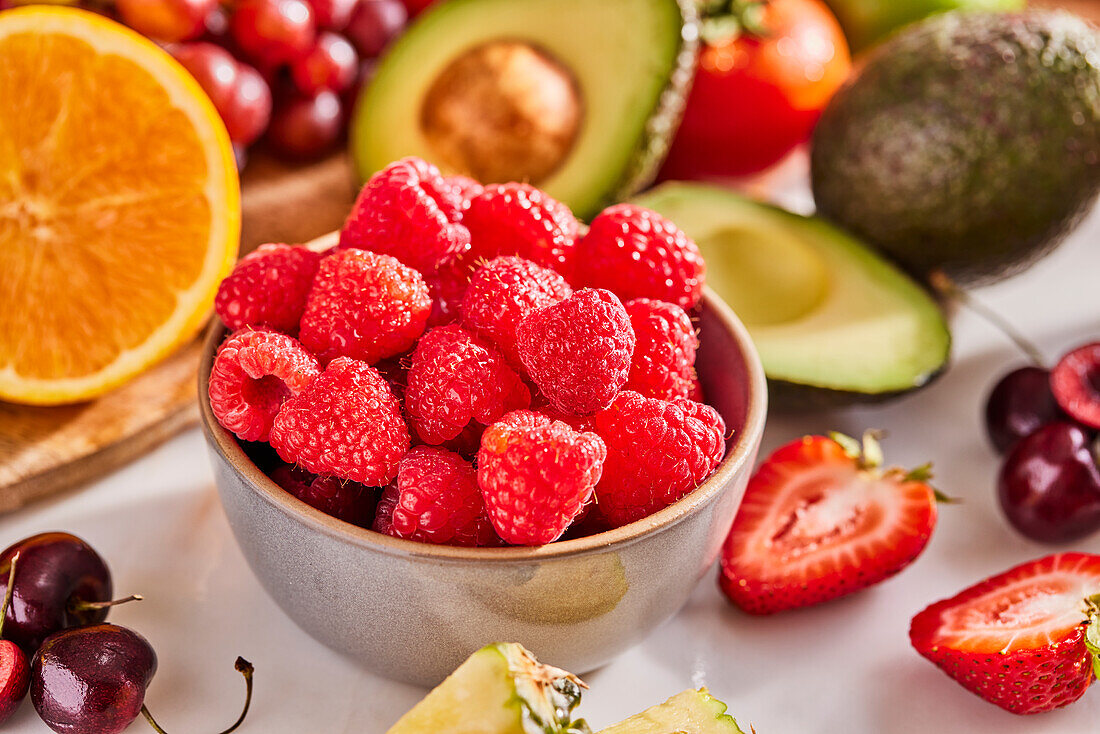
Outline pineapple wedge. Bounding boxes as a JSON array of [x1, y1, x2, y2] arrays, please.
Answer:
[[385, 642, 590, 734], [596, 689, 747, 734]]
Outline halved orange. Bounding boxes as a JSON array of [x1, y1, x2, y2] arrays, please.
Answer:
[[0, 7, 239, 405]]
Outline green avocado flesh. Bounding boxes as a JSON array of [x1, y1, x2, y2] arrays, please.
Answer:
[[597, 689, 746, 734], [812, 11, 1100, 285], [350, 0, 696, 219], [384, 643, 587, 734], [634, 183, 951, 404]]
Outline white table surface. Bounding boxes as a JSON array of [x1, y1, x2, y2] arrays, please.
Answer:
[[2, 176, 1099, 733]]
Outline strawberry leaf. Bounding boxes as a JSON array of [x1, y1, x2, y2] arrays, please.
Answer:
[[1085, 594, 1100, 681], [828, 431, 862, 460]]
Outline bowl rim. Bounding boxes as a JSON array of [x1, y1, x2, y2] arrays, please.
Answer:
[[199, 244, 767, 563]]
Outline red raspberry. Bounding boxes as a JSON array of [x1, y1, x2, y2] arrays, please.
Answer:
[[208, 329, 320, 442], [269, 465, 375, 527], [516, 289, 636, 415], [623, 298, 698, 400], [574, 204, 706, 310], [477, 411, 606, 545], [339, 157, 470, 273], [405, 324, 531, 444], [299, 248, 431, 364], [592, 391, 725, 527], [372, 483, 398, 536], [443, 174, 483, 210], [424, 252, 472, 326], [460, 256, 572, 368], [386, 446, 498, 546], [270, 356, 410, 485], [215, 243, 322, 333], [461, 183, 580, 275]]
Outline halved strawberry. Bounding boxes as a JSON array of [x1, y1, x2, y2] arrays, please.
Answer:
[[910, 553, 1100, 715], [719, 431, 939, 615]]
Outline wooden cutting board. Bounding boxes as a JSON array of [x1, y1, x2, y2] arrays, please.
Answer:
[[0, 153, 358, 513]]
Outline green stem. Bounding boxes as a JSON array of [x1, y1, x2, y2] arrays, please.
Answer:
[[0, 553, 18, 639], [141, 657, 254, 734], [69, 594, 143, 613], [1085, 595, 1100, 681], [930, 272, 1046, 366]]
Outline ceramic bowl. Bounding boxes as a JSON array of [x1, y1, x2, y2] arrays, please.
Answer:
[[199, 281, 767, 687]]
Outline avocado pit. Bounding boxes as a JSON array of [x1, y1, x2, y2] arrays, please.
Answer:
[[419, 40, 582, 185]]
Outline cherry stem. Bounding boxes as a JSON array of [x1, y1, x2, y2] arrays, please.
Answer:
[[69, 594, 144, 613], [140, 657, 254, 734], [0, 553, 18, 639], [930, 272, 1046, 367]]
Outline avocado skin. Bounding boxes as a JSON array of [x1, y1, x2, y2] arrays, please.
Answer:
[[811, 11, 1100, 285], [823, 0, 1022, 53], [767, 363, 948, 412]]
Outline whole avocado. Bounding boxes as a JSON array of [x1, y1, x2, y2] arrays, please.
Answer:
[[824, 0, 1022, 52], [811, 11, 1100, 285]]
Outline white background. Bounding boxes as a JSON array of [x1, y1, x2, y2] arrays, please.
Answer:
[[1, 168, 1099, 733]]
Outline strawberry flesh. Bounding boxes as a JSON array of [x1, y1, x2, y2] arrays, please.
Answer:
[[910, 552, 1100, 715], [719, 434, 937, 615]]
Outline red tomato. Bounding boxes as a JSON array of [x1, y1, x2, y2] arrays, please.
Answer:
[[659, 0, 851, 179]]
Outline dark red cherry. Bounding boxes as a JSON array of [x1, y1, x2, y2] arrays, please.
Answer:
[[31, 623, 253, 734], [32, 624, 157, 734], [0, 556, 29, 724], [0, 533, 113, 653], [984, 366, 1065, 454], [1051, 342, 1100, 430], [998, 421, 1100, 543]]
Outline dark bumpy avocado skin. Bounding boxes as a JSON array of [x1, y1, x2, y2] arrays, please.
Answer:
[[811, 11, 1100, 285]]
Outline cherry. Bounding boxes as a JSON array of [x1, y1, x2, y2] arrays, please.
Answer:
[[399, 0, 433, 16], [0, 556, 29, 724], [224, 62, 274, 146], [1051, 342, 1100, 430], [0, 533, 140, 653], [998, 421, 1100, 543], [344, 0, 406, 58], [265, 90, 343, 159], [984, 366, 1065, 454], [31, 624, 253, 734], [172, 42, 241, 117], [231, 0, 317, 66], [290, 31, 358, 95], [305, 0, 358, 31], [116, 0, 218, 42]]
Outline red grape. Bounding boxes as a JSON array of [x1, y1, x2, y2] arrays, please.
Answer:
[[998, 421, 1100, 543], [231, 0, 316, 66], [305, 0, 358, 31], [291, 31, 358, 95], [116, 0, 217, 42], [344, 0, 405, 58], [225, 62, 274, 146], [171, 42, 239, 112], [266, 90, 343, 160]]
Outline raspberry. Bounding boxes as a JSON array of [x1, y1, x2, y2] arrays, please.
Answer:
[[461, 183, 580, 275], [460, 256, 572, 367], [516, 289, 635, 415], [270, 356, 410, 485], [208, 329, 320, 442], [386, 446, 498, 546], [592, 391, 726, 527], [339, 157, 470, 273], [477, 411, 606, 545], [215, 243, 322, 333], [623, 298, 698, 400], [424, 252, 472, 326], [269, 465, 375, 527], [573, 204, 706, 310], [299, 248, 431, 364], [372, 483, 398, 536], [443, 174, 483, 210], [405, 324, 531, 444]]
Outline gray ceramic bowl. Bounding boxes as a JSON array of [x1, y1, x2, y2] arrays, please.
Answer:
[[200, 282, 766, 687]]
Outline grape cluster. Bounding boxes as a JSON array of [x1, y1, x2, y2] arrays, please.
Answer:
[[8, 0, 429, 164]]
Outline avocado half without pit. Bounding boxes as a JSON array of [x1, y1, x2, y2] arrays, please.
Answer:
[[634, 183, 951, 408], [350, 0, 699, 218]]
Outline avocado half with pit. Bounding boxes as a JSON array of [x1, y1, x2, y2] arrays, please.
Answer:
[[350, 0, 698, 219], [634, 183, 951, 408]]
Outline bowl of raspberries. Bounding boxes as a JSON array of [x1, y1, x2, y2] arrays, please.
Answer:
[[199, 157, 767, 685]]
